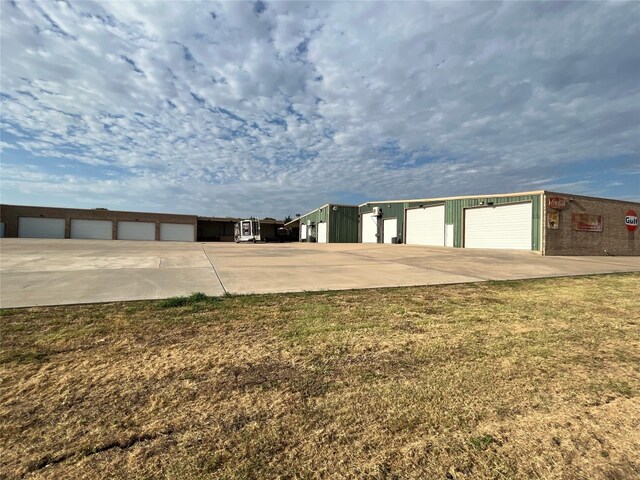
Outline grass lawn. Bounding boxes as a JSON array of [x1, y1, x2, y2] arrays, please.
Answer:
[[1, 274, 639, 479]]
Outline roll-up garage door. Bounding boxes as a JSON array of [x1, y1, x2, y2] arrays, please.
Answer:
[[405, 205, 445, 246], [383, 218, 397, 244], [160, 223, 194, 242], [70, 219, 112, 240], [361, 213, 378, 243], [117, 221, 156, 241], [464, 202, 532, 250], [300, 224, 307, 241], [317, 222, 327, 243], [18, 217, 65, 238]]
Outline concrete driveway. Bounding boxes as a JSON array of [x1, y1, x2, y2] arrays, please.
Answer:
[[1, 238, 639, 308]]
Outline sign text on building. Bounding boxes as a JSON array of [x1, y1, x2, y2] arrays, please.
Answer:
[[547, 196, 567, 209]]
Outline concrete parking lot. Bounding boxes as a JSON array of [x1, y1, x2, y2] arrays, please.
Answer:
[[1, 238, 639, 308]]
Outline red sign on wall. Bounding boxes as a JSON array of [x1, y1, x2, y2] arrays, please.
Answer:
[[626, 210, 638, 232], [572, 213, 603, 232], [548, 196, 567, 209]]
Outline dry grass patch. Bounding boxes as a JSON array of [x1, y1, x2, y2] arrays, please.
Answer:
[[1, 273, 639, 479]]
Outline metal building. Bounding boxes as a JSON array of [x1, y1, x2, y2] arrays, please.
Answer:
[[358, 190, 639, 255], [286, 204, 359, 243], [360, 191, 543, 249]]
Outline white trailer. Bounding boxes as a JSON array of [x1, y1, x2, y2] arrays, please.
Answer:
[[234, 218, 261, 243]]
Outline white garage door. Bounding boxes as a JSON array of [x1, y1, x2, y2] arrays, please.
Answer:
[[405, 205, 445, 246], [383, 218, 397, 244], [464, 202, 532, 250], [117, 221, 156, 241], [70, 219, 112, 240], [300, 223, 307, 240], [160, 223, 194, 242], [361, 213, 378, 243], [18, 217, 65, 238], [317, 222, 327, 243]]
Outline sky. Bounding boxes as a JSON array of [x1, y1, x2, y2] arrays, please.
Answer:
[[1, 1, 639, 219]]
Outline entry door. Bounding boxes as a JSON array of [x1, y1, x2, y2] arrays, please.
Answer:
[[361, 213, 378, 243], [301, 224, 307, 240], [445, 224, 454, 247], [317, 222, 327, 243], [383, 218, 397, 243], [405, 205, 445, 246], [464, 202, 532, 250]]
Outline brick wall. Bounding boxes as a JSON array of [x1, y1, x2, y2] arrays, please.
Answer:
[[543, 192, 639, 256], [0, 204, 197, 241]]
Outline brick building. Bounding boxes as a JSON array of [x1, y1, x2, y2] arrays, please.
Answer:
[[0, 205, 290, 242]]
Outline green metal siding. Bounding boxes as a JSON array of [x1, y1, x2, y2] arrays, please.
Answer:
[[360, 194, 542, 250], [445, 195, 541, 250], [329, 206, 359, 243], [298, 206, 327, 241], [299, 205, 358, 242], [360, 200, 442, 243]]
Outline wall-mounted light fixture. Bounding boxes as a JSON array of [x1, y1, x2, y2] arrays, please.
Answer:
[[332, 206, 338, 211]]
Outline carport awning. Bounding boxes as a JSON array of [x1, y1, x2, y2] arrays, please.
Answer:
[[284, 218, 300, 227]]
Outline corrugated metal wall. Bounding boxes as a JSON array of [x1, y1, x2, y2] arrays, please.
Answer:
[[360, 194, 542, 250], [298, 205, 330, 241], [360, 203, 402, 242], [329, 206, 359, 243], [445, 195, 541, 249], [360, 200, 443, 243], [299, 205, 359, 242]]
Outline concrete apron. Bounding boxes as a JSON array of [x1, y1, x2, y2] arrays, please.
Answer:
[[1, 239, 639, 308]]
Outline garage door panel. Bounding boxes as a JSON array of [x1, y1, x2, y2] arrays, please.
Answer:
[[383, 218, 397, 244], [317, 222, 327, 243], [70, 219, 112, 240], [18, 217, 65, 238], [464, 203, 532, 250], [361, 213, 378, 243], [405, 205, 445, 246], [160, 223, 194, 242], [117, 221, 156, 241]]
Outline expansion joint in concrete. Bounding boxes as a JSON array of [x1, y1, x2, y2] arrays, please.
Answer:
[[202, 246, 227, 295]]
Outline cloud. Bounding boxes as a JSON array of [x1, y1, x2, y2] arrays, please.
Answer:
[[1, 0, 639, 217]]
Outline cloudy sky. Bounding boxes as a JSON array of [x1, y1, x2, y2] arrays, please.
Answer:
[[1, 1, 638, 218]]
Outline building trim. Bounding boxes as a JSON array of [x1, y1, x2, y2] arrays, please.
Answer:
[[360, 190, 546, 207], [360, 190, 638, 208]]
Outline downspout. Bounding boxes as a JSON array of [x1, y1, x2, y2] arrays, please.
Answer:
[[541, 192, 546, 255]]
